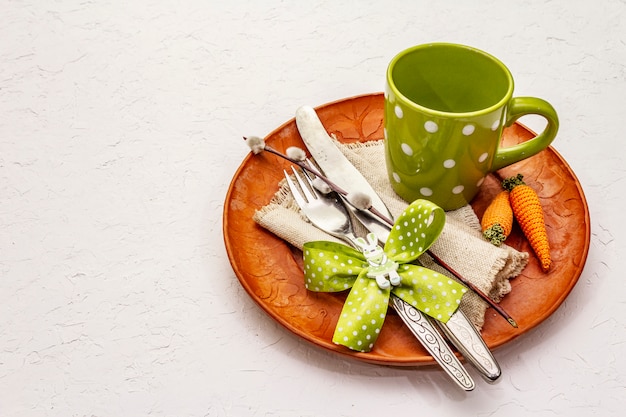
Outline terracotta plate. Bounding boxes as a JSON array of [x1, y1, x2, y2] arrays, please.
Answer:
[[223, 93, 590, 366]]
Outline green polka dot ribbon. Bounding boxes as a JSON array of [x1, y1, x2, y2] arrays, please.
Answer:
[[303, 199, 468, 352]]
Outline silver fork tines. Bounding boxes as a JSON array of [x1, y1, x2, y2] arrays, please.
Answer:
[[284, 166, 357, 242]]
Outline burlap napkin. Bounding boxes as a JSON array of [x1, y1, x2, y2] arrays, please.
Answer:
[[253, 139, 528, 330]]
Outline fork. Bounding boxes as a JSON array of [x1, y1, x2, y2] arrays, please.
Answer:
[[284, 166, 476, 391]]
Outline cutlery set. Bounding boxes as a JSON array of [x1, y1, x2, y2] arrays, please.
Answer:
[[280, 106, 503, 390]]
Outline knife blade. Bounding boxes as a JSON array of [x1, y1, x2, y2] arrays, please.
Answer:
[[295, 105, 501, 383], [295, 106, 392, 243]]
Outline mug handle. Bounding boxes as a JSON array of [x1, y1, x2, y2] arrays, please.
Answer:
[[491, 97, 559, 171]]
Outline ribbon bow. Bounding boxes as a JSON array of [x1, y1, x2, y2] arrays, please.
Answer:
[[303, 199, 467, 352]]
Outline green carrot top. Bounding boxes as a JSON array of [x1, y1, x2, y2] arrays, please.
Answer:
[[502, 173, 525, 191]]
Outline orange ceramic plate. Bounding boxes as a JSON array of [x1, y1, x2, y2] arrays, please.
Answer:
[[223, 93, 590, 366]]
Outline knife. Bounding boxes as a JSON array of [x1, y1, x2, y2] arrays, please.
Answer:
[[295, 105, 501, 382], [296, 107, 474, 390]]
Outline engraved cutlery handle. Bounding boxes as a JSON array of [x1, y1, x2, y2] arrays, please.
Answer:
[[390, 295, 475, 391], [435, 310, 501, 381]]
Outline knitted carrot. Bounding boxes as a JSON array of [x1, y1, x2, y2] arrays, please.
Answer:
[[502, 174, 551, 271], [481, 190, 513, 246]]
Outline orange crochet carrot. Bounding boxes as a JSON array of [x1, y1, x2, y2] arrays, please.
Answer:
[[502, 174, 551, 271], [481, 190, 513, 246]]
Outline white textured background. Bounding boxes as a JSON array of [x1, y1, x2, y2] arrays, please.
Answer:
[[1, 1, 624, 416]]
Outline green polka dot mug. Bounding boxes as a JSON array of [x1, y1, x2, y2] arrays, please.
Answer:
[[384, 43, 559, 210]]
